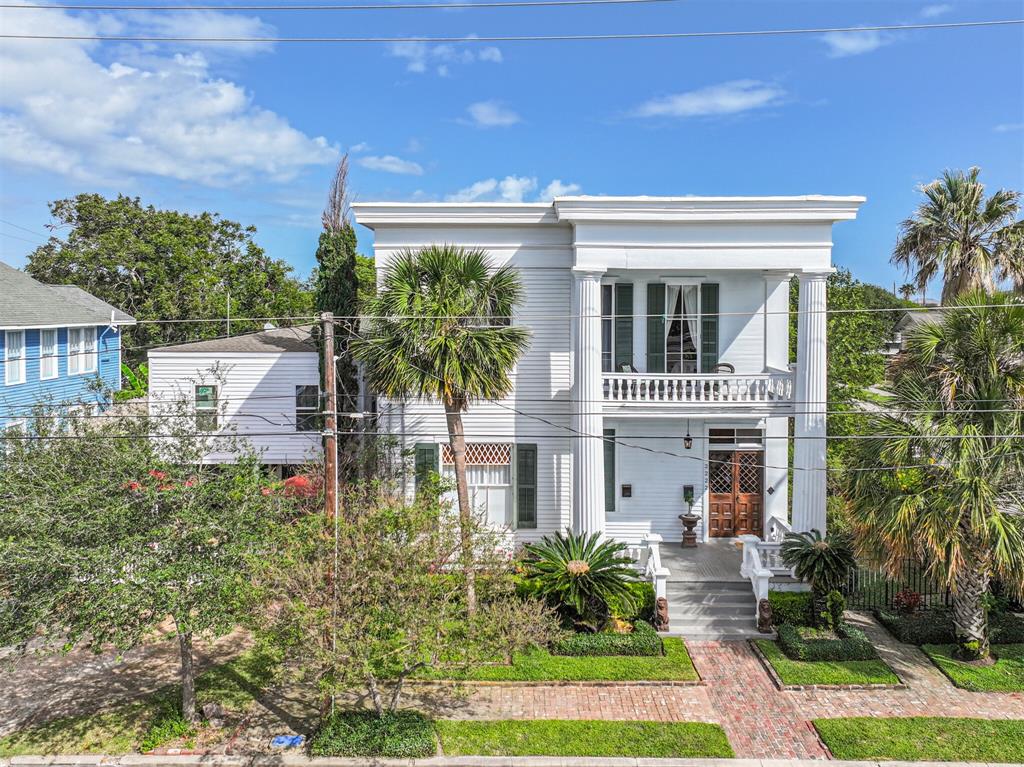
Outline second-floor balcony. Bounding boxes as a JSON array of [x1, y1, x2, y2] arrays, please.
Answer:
[[602, 369, 795, 410]]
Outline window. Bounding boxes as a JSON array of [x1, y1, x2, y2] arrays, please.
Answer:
[[646, 283, 719, 373], [442, 443, 513, 527], [600, 283, 634, 372], [295, 385, 320, 432], [68, 327, 97, 375], [4, 330, 26, 385], [195, 385, 218, 431], [40, 329, 58, 380], [709, 427, 763, 448], [603, 428, 616, 512]]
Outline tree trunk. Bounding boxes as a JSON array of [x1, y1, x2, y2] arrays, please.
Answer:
[[952, 564, 990, 661], [443, 396, 477, 616], [178, 631, 197, 722], [366, 673, 384, 716]]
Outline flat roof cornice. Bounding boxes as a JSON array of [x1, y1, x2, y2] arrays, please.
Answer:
[[352, 202, 556, 229]]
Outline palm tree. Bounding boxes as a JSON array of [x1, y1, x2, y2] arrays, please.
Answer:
[[846, 291, 1024, 660], [780, 529, 857, 624], [353, 245, 530, 614], [898, 283, 918, 302], [892, 167, 1024, 304]]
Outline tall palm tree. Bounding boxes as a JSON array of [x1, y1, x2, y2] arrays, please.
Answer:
[[353, 245, 529, 614], [846, 291, 1024, 660], [898, 282, 918, 302], [893, 167, 1024, 304]]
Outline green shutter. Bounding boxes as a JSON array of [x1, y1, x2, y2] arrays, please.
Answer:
[[414, 442, 439, 489], [516, 443, 537, 529], [700, 283, 720, 372], [613, 283, 633, 371], [603, 428, 616, 513], [646, 283, 665, 373]]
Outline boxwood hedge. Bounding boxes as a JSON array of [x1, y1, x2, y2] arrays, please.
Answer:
[[769, 591, 815, 627], [552, 620, 663, 657], [875, 608, 1024, 646], [776, 623, 878, 662], [310, 711, 436, 758]]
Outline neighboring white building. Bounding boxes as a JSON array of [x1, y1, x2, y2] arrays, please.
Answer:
[[148, 325, 322, 471], [353, 196, 864, 550]]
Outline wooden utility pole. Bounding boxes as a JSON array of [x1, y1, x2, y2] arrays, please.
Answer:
[[322, 312, 338, 520]]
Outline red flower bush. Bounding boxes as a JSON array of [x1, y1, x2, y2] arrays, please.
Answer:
[[892, 588, 923, 615]]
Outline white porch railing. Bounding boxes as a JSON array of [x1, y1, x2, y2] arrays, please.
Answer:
[[738, 534, 771, 621], [762, 517, 795, 575], [602, 372, 794, 405], [628, 533, 669, 603]]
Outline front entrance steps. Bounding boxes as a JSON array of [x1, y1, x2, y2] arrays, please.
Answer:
[[662, 580, 766, 641]]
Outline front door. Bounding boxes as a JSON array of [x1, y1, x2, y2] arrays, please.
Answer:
[[707, 450, 763, 537]]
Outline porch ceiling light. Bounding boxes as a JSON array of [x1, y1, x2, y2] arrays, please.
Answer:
[[684, 420, 693, 450]]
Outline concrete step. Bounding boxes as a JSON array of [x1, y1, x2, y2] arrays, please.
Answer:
[[665, 626, 770, 641], [668, 614, 758, 628], [665, 580, 751, 592], [665, 602, 756, 617], [667, 590, 755, 605]]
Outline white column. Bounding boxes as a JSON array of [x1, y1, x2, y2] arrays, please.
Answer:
[[632, 278, 647, 373], [572, 267, 606, 536], [791, 270, 829, 534]]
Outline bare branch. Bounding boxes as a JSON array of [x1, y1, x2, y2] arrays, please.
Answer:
[[322, 154, 351, 233]]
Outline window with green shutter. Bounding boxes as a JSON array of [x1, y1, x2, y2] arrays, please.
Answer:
[[516, 443, 537, 529], [646, 283, 665, 373], [700, 282, 720, 371], [413, 442, 439, 489], [603, 428, 616, 512], [613, 283, 633, 370]]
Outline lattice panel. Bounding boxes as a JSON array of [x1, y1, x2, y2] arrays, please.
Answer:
[[441, 442, 512, 466], [737, 452, 763, 494], [708, 453, 733, 494]]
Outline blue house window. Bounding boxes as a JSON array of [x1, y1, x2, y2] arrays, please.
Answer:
[[40, 329, 58, 380], [5, 330, 26, 385], [68, 327, 97, 375]]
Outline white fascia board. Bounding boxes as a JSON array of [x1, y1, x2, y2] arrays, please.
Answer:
[[0, 320, 137, 330], [352, 202, 559, 229], [147, 351, 319, 360], [553, 195, 866, 224]]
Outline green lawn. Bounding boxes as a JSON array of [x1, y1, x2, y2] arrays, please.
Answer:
[[923, 643, 1024, 692], [436, 720, 733, 758], [755, 640, 900, 686], [423, 637, 698, 682], [814, 717, 1024, 762], [0, 644, 278, 757]]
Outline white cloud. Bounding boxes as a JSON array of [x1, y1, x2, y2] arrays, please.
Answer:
[[446, 175, 580, 202], [350, 142, 371, 153], [920, 4, 953, 18], [631, 80, 785, 119], [464, 100, 521, 128], [0, 5, 337, 185], [994, 122, 1024, 133], [356, 154, 424, 175], [820, 29, 896, 57], [387, 41, 503, 76]]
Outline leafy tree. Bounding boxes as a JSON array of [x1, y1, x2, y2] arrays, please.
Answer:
[[26, 194, 313, 364], [780, 529, 856, 624], [353, 245, 530, 615], [893, 167, 1024, 303], [260, 483, 556, 716], [0, 395, 299, 721], [846, 291, 1024, 660], [899, 282, 918, 302]]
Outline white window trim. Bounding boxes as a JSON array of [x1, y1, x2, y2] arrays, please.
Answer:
[[4, 330, 26, 386], [661, 281, 702, 374], [40, 328, 58, 380], [68, 327, 98, 376], [441, 442, 515, 528]]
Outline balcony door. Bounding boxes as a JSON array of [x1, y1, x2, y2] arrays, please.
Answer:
[[647, 282, 718, 374]]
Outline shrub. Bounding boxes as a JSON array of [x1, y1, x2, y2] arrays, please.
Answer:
[[310, 711, 436, 758], [769, 591, 815, 627], [892, 588, 923, 615], [875, 608, 953, 645], [609, 582, 656, 623], [552, 620, 663, 657], [776, 623, 878, 662], [780, 530, 856, 595], [824, 590, 846, 631]]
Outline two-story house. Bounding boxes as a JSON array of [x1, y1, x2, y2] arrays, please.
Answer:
[[1, 261, 135, 432], [353, 196, 863, 636]]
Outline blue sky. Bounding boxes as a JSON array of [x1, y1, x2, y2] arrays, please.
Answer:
[[0, 0, 1021, 293]]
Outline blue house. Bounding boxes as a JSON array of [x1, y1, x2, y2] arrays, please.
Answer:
[[1, 261, 136, 432]]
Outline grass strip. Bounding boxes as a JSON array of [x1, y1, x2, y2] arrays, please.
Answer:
[[814, 716, 1024, 762], [436, 719, 733, 757], [923, 643, 1024, 692], [755, 639, 900, 686], [310, 710, 436, 758]]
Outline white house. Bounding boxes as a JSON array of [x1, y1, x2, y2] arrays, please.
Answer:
[[353, 196, 863, 637], [148, 325, 322, 471]]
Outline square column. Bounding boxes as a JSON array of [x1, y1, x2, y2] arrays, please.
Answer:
[[791, 270, 829, 534], [572, 267, 606, 536]]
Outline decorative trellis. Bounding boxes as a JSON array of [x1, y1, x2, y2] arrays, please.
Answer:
[[441, 443, 512, 466]]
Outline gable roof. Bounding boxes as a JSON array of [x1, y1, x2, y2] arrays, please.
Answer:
[[150, 325, 316, 355], [0, 261, 136, 329]]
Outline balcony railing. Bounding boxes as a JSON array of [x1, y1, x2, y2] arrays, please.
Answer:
[[602, 372, 794, 405]]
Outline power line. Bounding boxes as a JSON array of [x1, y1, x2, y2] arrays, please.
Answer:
[[0, 231, 43, 246], [2, 18, 1019, 43], [0, 218, 48, 239], [3, 0, 681, 10]]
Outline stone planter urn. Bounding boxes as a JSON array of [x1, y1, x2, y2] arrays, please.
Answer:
[[679, 512, 700, 548]]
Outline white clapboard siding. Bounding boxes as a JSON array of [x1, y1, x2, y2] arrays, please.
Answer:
[[148, 351, 323, 465]]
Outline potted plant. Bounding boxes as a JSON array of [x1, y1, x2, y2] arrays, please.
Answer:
[[679, 485, 699, 548]]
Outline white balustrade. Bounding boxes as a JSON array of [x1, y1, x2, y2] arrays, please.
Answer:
[[738, 534, 771, 621], [633, 533, 669, 602], [602, 372, 794, 405]]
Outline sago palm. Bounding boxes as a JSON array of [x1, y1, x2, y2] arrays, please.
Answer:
[[780, 529, 856, 623], [892, 167, 1024, 304], [353, 244, 530, 614], [847, 291, 1024, 660]]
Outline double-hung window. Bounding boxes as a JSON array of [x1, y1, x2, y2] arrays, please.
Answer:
[[442, 443, 513, 528], [295, 385, 320, 432], [4, 330, 26, 385], [68, 327, 97, 375], [195, 385, 218, 431], [600, 283, 634, 373], [39, 329, 58, 380]]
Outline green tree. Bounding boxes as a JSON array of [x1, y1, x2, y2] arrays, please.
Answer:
[[899, 282, 918, 302], [26, 194, 313, 364], [0, 396, 299, 721], [846, 291, 1024, 660], [353, 246, 530, 615], [893, 167, 1024, 304]]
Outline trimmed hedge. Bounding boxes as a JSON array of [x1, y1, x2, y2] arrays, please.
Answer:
[[769, 591, 815, 627], [310, 711, 436, 758], [875, 608, 1024, 646], [552, 620, 663, 657], [777, 623, 878, 662], [608, 581, 656, 623]]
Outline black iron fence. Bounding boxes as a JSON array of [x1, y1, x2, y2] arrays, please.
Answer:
[[844, 559, 951, 611]]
